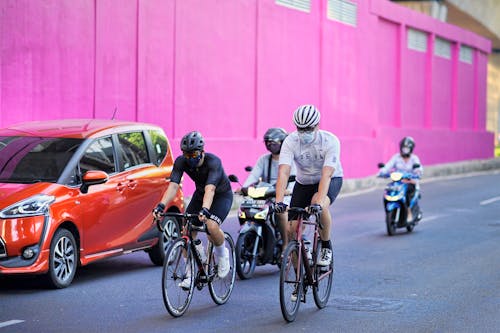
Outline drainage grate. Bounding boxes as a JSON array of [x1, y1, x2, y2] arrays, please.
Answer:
[[333, 296, 404, 312]]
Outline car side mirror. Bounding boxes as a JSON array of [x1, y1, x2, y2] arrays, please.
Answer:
[[80, 170, 109, 194]]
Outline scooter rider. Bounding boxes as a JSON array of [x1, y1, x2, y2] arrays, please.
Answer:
[[239, 127, 296, 248], [379, 136, 423, 221], [153, 131, 233, 287]]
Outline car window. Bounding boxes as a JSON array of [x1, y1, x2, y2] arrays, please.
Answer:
[[117, 132, 149, 170], [0, 136, 82, 183], [79, 137, 116, 174], [149, 129, 168, 165]]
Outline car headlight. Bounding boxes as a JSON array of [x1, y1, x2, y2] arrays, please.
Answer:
[[0, 194, 55, 218]]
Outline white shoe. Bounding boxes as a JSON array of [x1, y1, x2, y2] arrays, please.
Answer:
[[178, 265, 191, 289], [217, 247, 230, 278], [317, 248, 332, 267]]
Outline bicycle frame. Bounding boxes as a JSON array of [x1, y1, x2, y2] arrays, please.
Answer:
[[289, 208, 331, 289]]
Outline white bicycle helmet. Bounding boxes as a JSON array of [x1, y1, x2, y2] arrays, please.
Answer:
[[293, 105, 320, 128]]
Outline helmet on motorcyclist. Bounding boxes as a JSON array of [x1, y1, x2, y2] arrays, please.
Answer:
[[293, 104, 320, 129], [181, 131, 205, 168], [399, 136, 415, 158], [263, 127, 287, 155]]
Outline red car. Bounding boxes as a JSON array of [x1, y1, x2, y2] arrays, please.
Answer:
[[0, 119, 184, 288]]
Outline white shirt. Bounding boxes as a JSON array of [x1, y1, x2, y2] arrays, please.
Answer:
[[279, 130, 343, 185], [243, 153, 296, 191], [379, 153, 423, 176]]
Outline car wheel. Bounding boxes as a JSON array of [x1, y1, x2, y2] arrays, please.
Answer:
[[148, 215, 181, 266], [46, 228, 78, 289]]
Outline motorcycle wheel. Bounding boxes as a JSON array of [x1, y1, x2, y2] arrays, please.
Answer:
[[386, 211, 397, 236], [235, 231, 259, 280]]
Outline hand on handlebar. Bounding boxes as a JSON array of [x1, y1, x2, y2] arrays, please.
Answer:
[[273, 202, 288, 214], [153, 203, 165, 220], [306, 204, 322, 215]]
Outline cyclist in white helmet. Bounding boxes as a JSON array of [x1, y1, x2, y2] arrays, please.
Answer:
[[274, 104, 343, 267]]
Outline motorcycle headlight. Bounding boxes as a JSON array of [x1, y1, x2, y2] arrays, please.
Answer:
[[0, 194, 55, 218]]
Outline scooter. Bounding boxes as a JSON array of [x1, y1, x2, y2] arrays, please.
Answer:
[[378, 163, 422, 236], [228, 170, 294, 279]]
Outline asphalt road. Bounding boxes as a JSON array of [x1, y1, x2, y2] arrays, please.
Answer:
[[1, 171, 499, 333]]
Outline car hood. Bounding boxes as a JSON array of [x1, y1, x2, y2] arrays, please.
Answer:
[[0, 182, 57, 209]]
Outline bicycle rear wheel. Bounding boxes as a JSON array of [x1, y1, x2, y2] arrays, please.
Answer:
[[279, 240, 303, 322], [313, 240, 334, 309], [209, 232, 236, 305], [162, 238, 194, 317]]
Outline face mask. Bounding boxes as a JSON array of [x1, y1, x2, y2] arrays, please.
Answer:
[[298, 131, 315, 144], [186, 154, 202, 168], [265, 142, 281, 155], [400, 146, 411, 157]]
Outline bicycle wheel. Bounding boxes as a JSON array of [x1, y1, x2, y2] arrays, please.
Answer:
[[162, 238, 194, 317], [235, 231, 258, 280], [279, 240, 303, 322], [313, 240, 334, 309], [209, 232, 236, 305]]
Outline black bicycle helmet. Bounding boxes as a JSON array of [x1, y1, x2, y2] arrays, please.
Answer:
[[180, 131, 205, 152], [399, 136, 415, 157]]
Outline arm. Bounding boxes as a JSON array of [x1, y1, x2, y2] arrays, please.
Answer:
[[311, 166, 334, 205], [153, 182, 180, 218], [202, 184, 216, 210], [243, 155, 266, 187], [276, 164, 291, 203]]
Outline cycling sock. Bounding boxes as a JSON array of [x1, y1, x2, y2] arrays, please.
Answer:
[[322, 240, 331, 249], [215, 244, 226, 257]]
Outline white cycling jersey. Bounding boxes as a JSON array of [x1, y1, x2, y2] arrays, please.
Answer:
[[279, 130, 343, 185]]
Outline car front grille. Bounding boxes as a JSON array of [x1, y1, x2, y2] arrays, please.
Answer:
[[0, 238, 6, 258]]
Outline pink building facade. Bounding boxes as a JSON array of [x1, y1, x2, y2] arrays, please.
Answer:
[[0, 0, 493, 192]]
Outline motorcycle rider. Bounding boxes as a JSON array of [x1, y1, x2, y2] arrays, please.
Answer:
[[239, 127, 296, 247], [153, 131, 233, 288], [274, 105, 343, 269], [379, 136, 423, 221]]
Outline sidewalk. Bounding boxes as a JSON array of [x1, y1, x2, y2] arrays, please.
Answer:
[[340, 157, 500, 197]]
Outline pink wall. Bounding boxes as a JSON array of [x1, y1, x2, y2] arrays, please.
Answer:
[[0, 0, 494, 193]]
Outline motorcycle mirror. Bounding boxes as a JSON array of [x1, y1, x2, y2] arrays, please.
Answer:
[[228, 174, 240, 183], [288, 175, 296, 182], [377, 162, 385, 168], [412, 163, 421, 169], [245, 166, 253, 172]]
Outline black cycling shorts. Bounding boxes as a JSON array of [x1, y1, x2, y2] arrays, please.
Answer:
[[288, 177, 343, 221], [186, 189, 233, 225]]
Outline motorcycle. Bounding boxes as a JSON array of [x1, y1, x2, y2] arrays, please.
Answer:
[[377, 163, 422, 236], [228, 170, 294, 280]]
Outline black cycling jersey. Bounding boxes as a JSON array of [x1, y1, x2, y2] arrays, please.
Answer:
[[170, 152, 231, 194]]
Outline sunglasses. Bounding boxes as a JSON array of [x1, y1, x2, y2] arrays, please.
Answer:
[[183, 150, 202, 159], [296, 126, 315, 133]]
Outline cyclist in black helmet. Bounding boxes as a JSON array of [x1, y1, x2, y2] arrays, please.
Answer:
[[238, 127, 296, 247], [153, 131, 233, 288], [379, 136, 423, 221]]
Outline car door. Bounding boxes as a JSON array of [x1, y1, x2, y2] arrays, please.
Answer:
[[76, 136, 132, 256], [113, 130, 169, 248]]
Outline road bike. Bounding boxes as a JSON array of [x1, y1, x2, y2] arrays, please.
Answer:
[[279, 206, 334, 322], [157, 212, 236, 317]]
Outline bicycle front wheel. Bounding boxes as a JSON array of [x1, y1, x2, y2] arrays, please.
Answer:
[[162, 238, 194, 317], [313, 240, 334, 309], [279, 240, 303, 322], [209, 232, 236, 305]]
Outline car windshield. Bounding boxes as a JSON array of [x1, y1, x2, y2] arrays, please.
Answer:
[[0, 136, 83, 183]]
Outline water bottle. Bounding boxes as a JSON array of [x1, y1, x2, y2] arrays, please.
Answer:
[[194, 239, 207, 264]]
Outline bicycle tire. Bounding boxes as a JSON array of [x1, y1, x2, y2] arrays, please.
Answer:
[[313, 239, 334, 309], [209, 232, 236, 305], [279, 240, 303, 322], [162, 238, 194, 317]]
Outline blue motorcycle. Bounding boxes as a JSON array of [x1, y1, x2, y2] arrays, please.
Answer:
[[378, 163, 422, 236]]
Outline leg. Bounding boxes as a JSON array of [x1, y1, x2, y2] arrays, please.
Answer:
[[277, 212, 289, 248]]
